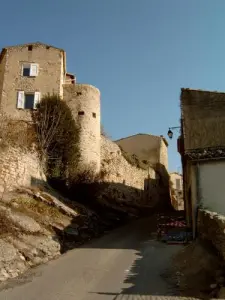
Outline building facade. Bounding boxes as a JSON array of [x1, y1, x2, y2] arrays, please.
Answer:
[[179, 88, 225, 237], [0, 41, 174, 209], [0, 42, 66, 119], [169, 172, 184, 210], [115, 133, 170, 204], [115, 133, 168, 171], [170, 172, 182, 191], [0, 41, 168, 177], [0, 42, 101, 172]]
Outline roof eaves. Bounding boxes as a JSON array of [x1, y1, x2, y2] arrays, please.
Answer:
[[160, 135, 168, 147], [115, 133, 162, 143], [3, 41, 65, 52], [181, 87, 225, 96], [185, 146, 225, 161]]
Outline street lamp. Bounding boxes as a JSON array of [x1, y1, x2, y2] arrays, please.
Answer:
[[167, 126, 180, 139]]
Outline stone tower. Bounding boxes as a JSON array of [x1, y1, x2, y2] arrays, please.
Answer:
[[63, 83, 101, 173]]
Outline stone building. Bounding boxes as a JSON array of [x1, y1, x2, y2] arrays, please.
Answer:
[[63, 84, 100, 171], [0, 42, 65, 119], [178, 88, 225, 237], [115, 134, 168, 170], [0, 41, 171, 208], [169, 172, 183, 210], [170, 172, 182, 191], [0, 42, 101, 172], [115, 134, 170, 206]]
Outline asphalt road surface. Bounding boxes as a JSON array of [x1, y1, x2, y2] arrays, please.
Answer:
[[0, 218, 198, 300]]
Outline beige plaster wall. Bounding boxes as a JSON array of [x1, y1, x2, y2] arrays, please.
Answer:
[[115, 134, 160, 167]]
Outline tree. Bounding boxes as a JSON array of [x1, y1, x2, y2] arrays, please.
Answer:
[[32, 93, 80, 181]]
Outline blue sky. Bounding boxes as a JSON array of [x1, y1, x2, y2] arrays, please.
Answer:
[[0, 0, 225, 172]]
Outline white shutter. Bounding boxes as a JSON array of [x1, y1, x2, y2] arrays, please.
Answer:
[[30, 64, 38, 76], [17, 91, 25, 109], [33, 92, 41, 109]]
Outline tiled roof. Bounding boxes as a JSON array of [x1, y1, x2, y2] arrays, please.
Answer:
[[185, 147, 225, 160]]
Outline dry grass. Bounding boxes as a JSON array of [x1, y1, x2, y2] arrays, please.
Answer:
[[0, 114, 36, 151], [12, 196, 64, 220], [0, 209, 18, 237]]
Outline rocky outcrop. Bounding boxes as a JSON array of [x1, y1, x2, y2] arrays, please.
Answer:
[[0, 185, 140, 283]]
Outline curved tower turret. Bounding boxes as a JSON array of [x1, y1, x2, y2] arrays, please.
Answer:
[[63, 83, 101, 173]]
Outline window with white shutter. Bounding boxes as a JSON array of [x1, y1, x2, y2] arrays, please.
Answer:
[[22, 63, 39, 77], [30, 64, 38, 76], [17, 91, 25, 109], [33, 92, 41, 109], [17, 92, 41, 110]]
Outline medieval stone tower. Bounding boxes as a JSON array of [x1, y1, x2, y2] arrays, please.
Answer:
[[63, 83, 101, 173]]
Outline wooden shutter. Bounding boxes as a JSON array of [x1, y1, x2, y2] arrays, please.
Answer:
[[33, 92, 41, 109], [30, 64, 38, 76], [17, 91, 25, 109]]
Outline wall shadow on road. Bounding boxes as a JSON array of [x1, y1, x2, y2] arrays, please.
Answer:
[[31, 174, 191, 298], [48, 169, 188, 298], [51, 179, 168, 253], [83, 216, 194, 299]]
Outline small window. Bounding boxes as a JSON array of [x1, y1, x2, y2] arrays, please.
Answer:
[[28, 45, 33, 51], [23, 65, 30, 76], [22, 63, 39, 77], [92, 112, 96, 118], [24, 94, 35, 109], [77, 92, 82, 96], [46, 46, 50, 49], [17, 91, 40, 109], [78, 111, 85, 116]]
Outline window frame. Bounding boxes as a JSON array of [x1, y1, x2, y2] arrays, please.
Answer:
[[24, 93, 35, 109], [21, 63, 39, 77], [17, 91, 41, 110]]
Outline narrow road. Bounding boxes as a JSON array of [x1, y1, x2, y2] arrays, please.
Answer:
[[0, 218, 197, 300]]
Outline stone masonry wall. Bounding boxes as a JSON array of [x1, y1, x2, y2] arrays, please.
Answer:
[[0, 147, 46, 193], [0, 43, 64, 120], [198, 209, 225, 260], [101, 136, 160, 206]]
